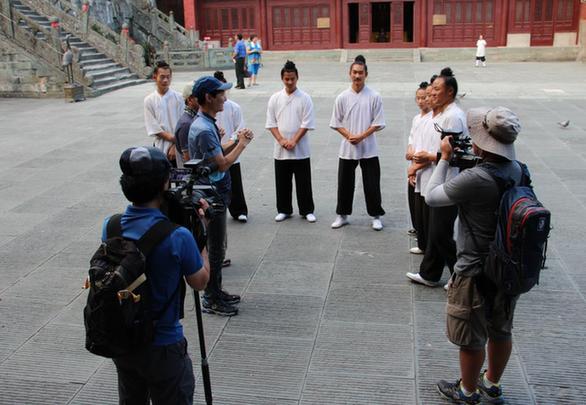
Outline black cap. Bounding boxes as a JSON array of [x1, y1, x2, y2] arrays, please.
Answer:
[[119, 146, 171, 177]]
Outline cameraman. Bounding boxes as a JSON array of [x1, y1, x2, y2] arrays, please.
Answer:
[[425, 107, 523, 404], [109, 146, 210, 404], [188, 76, 254, 316]]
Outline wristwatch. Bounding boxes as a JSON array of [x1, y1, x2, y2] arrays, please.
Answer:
[[231, 133, 239, 144]]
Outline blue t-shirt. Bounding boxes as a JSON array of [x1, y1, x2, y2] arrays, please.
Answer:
[[234, 40, 246, 58], [101, 206, 203, 346], [187, 112, 232, 203]]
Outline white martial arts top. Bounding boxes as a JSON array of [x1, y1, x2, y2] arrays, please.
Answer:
[[416, 102, 467, 195], [330, 85, 386, 160], [217, 99, 245, 164], [476, 39, 487, 57], [265, 88, 315, 160], [413, 112, 437, 195], [408, 112, 428, 146], [144, 89, 184, 154]]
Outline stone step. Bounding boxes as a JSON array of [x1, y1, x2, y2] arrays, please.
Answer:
[[90, 78, 147, 96], [92, 72, 138, 87], [81, 62, 120, 73], [78, 57, 110, 68], [85, 66, 131, 81], [78, 52, 106, 62], [70, 43, 94, 51]]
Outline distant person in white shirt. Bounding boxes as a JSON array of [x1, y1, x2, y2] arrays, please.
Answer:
[[475, 34, 487, 67], [214, 71, 249, 223], [405, 81, 432, 254], [143, 61, 184, 166], [266, 60, 317, 223], [330, 55, 386, 231]]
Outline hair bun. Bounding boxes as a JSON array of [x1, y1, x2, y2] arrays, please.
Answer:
[[419, 81, 428, 89], [354, 55, 366, 64], [284, 60, 296, 69], [213, 71, 226, 83], [440, 67, 454, 77]]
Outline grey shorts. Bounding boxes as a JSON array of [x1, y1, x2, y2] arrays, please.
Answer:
[[446, 273, 518, 349]]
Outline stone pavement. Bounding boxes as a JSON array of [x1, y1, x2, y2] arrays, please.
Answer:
[[1, 60, 586, 404]]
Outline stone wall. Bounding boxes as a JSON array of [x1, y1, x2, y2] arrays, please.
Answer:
[[0, 34, 63, 97]]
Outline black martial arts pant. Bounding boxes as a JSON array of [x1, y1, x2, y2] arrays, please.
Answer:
[[274, 158, 315, 216], [228, 162, 248, 218], [336, 157, 385, 217], [419, 204, 458, 282]]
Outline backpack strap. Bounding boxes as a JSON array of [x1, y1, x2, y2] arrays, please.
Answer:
[[477, 162, 514, 194], [135, 220, 179, 257], [106, 214, 123, 239]]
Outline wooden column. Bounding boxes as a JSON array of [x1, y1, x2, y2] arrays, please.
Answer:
[[183, 0, 197, 31], [578, 1, 586, 61]]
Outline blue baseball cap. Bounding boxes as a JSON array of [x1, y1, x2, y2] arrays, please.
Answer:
[[192, 76, 232, 99], [119, 146, 171, 177]]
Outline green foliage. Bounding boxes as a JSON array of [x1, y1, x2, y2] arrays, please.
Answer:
[[91, 23, 118, 44]]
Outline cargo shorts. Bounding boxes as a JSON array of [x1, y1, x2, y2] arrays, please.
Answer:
[[446, 273, 518, 349]]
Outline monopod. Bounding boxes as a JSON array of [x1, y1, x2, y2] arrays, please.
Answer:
[[193, 289, 213, 404]]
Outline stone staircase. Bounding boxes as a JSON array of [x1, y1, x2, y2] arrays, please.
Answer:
[[11, 0, 146, 96]]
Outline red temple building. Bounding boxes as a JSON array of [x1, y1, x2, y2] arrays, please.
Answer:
[[163, 0, 585, 51]]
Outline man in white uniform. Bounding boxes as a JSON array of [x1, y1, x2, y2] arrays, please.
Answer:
[[475, 34, 487, 67], [214, 71, 249, 222], [143, 61, 184, 167], [330, 56, 386, 230], [266, 60, 316, 223]]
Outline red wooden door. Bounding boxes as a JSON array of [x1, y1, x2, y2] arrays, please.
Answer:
[[269, 1, 335, 50], [428, 0, 500, 47], [200, 1, 258, 46], [530, 0, 555, 45]]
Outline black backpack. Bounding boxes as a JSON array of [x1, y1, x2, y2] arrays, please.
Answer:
[[461, 162, 551, 296], [83, 214, 179, 358]]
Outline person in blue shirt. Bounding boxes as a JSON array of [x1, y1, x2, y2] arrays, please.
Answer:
[[188, 76, 254, 316], [246, 34, 262, 87], [232, 33, 247, 89], [105, 146, 209, 405]]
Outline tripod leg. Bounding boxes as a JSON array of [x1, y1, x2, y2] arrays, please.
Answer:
[[193, 290, 213, 404]]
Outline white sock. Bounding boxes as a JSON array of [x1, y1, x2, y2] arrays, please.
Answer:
[[484, 373, 500, 387], [459, 382, 476, 397]]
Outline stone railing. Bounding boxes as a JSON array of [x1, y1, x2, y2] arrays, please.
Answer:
[[159, 41, 233, 71], [131, 4, 195, 50], [19, 0, 150, 78]]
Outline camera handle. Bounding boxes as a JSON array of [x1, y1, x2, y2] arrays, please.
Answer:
[[192, 289, 213, 404]]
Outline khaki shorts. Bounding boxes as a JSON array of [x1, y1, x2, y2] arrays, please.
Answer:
[[446, 273, 517, 349]]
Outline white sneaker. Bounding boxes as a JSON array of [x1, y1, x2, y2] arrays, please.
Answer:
[[274, 213, 290, 222], [237, 214, 247, 223], [409, 247, 424, 255], [331, 215, 348, 229], [372, 217, 383, 231], [305, 213, 317, 223], [406, 272, 442, 287], [444, 283, 449, 291]]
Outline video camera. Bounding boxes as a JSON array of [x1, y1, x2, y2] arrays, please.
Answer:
[[164, 159, 226, 249], [434, 123, 481, 170]]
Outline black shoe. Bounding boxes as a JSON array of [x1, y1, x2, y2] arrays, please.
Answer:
[[219, 289, 241, 305], [477, 371, 505, 404], [436, 379, 481, 404], [202, 298, 238, 316]]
